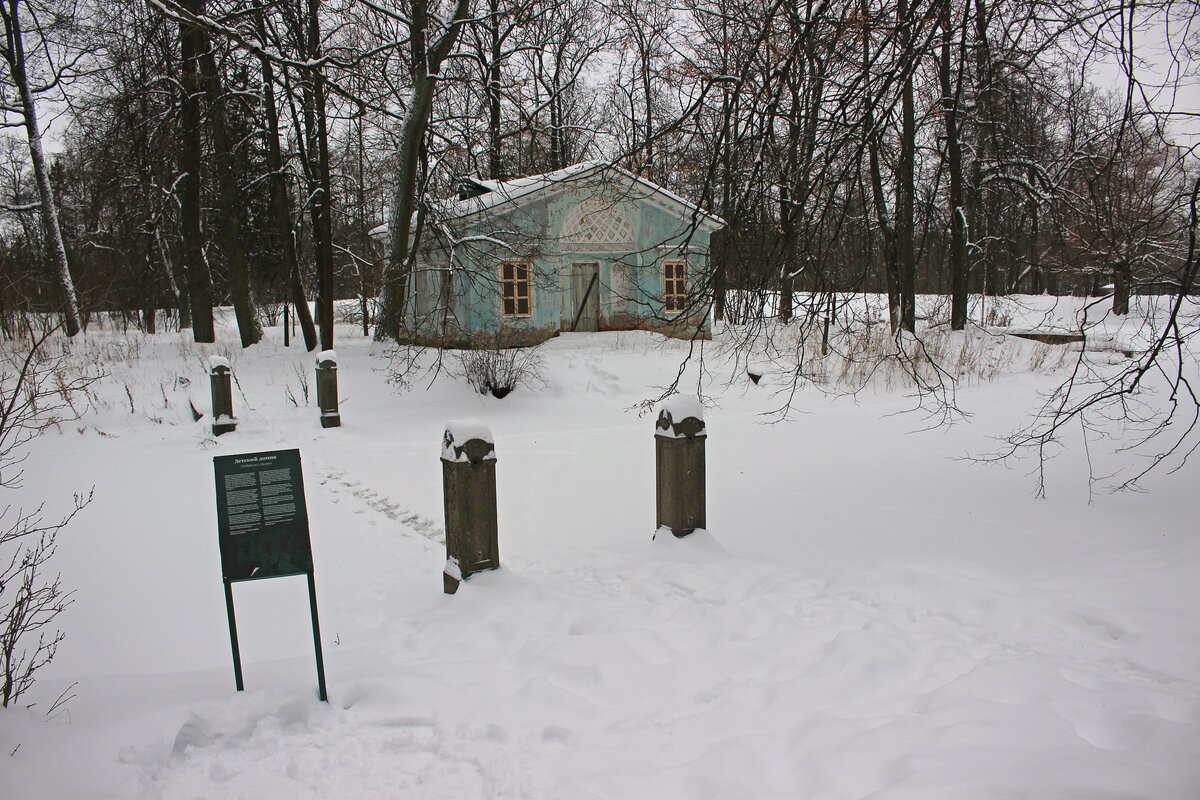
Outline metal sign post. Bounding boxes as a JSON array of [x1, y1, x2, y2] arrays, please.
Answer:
[[213, 448, 327, 702]]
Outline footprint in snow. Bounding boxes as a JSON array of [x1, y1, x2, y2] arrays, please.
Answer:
[[320, 468, 444, 543], [540, 726, 573, 751]]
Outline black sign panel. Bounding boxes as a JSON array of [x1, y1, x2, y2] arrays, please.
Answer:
[[214, 449, 313, 581]]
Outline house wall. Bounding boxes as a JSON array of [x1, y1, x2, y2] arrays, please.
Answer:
[[403, 176, 715, 348]]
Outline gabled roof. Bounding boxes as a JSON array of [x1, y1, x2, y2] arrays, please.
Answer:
[[437, 161, 725, 232]]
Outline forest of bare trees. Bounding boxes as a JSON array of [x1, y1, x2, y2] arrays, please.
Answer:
[[0, 0, 1193, 350]]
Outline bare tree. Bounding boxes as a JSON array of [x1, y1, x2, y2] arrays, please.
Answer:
[[177, 0, 217, 341], [521, 0, 607, 173], [190, 0, 263, 347], [0, 0, 83, 336], [607, 0, 674, 178], [936, 0, 968, 329], [251, 0, 317, 350], [375, 0, 472, 342], [990, 0, 1200, 491]]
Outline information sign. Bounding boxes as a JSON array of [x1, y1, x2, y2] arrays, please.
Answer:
[[213, 448, 327, 702], [214, 449, 313, 580]]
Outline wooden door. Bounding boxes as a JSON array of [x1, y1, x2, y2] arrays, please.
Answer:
[[570, 262, 600, 332]]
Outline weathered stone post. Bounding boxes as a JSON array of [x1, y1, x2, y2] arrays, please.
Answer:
[[315, 350, 340, 428], [655, 396, 706, 537], [209, 356, 236, 436], [441, 419, 499, 593]]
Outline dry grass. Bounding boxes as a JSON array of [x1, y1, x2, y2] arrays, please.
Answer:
[[714, 294, 1079, 417]]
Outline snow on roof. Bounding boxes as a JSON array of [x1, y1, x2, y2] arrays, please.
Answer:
[[368, 162, 724, 244], [437, 162, 725, 230], [459, 176, 501, 196]]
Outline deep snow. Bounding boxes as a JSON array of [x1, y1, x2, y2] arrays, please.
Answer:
[[2, 299, 1199, 799]]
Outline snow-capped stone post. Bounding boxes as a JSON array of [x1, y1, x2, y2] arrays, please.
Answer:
[[209, 356, 236, 436], [655, 396, 706, 537], [441, 419, 499, 593], [315, 350, 340, 428]]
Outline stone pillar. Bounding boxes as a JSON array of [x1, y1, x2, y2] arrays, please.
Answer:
[[441, 419, 499, 594], [655, 397, 706, 537], [209, 357, 236, 436], [315, 350, 340, 428]]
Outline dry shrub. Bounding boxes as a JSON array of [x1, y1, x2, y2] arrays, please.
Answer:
[[831, 323, 1046, 389], [0, 324, 94, 709], [722, 301, 1067, 408], [454, 340, 545, 398]]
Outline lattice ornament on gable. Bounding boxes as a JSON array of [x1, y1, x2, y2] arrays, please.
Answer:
[[561, 198, 635, 251]]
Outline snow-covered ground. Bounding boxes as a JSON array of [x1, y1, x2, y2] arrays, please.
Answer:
[[3, 297, 1199, 799]]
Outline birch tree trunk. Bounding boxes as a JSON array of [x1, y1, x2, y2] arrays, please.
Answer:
[[0, 0, 81, 336]]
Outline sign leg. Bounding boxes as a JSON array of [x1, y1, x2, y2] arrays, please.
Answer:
[[223, 579, 244, 692], [307, 571, 328, 702]]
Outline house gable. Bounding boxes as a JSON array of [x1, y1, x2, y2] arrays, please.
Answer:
[[559, 197, 636, 252], [443, 162, 723, 233]]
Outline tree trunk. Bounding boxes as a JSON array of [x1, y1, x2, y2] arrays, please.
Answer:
[[712, 250, 727, 322], [778, 183, 795, 324], [142, 250, 157, 334], [485, 0, 504, 180], [177, 0, 215, 343], [714, 75, 735, 323], [821, 291, 834, 355], [970, 0, 994, 313], [548, 76, 565, 171], [376, 0, 471, 342], [1028, 182, 1042, 294], [641, 47, 654, 175], [298, 73, 334, 352], [938, 0, 968, 330], [1113, 261, 1131, 315], [862, 0, 899, 330], [255, 5, 317, 351], [154, 229, 190, 329], [357, 113, 370, 337], [307, 0, 335, 352], [194, 5, 262, 347], [376, 74, 434, 341], [896, 0, 917, 334], [868, 139, 900, 331], [1, 0, 82, 336]]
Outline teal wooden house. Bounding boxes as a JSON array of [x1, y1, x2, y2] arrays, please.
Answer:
[[399, 162, 724, 348]]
